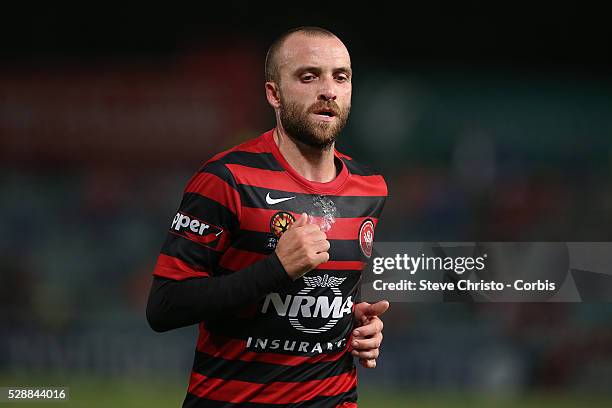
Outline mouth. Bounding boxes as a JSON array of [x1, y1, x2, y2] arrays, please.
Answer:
[[312, 108, 337, 120]]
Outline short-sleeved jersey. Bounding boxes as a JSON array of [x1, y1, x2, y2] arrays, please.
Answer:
[[153, 129, 387, 407]]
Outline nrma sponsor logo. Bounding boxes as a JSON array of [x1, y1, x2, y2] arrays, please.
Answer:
[[261, 274, 353, 334]]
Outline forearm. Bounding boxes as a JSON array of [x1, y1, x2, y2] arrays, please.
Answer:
[[146, 252, 291, 332]]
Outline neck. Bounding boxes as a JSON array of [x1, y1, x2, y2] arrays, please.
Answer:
[[273, 127, 337, 183]]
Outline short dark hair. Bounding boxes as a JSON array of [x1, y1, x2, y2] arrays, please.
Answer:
[[265, 26, 337, 83]]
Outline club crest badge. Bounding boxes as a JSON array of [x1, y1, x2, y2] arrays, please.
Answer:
[[359, 219, 375, 258]]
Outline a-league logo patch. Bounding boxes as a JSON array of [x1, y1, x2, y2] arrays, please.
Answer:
[[359, 218, 375, 258], [270, 211, 295, 239]]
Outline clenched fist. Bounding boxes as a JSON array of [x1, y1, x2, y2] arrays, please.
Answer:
[[275, 213, 330, 280]]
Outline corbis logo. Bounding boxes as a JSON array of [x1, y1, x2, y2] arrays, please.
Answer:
[[270, 211, 295, 238]]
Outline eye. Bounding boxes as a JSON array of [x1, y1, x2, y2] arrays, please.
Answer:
[[335, 74, 350, 82], [301, 74, 316, 82]]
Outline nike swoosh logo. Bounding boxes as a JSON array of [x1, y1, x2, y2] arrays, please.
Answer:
[[266, 192, 296, 205]]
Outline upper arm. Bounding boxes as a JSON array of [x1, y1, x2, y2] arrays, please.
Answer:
[[152, 160, 241, 281]]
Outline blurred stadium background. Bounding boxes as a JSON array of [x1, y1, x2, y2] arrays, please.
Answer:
[[2, 3, 612, 407]]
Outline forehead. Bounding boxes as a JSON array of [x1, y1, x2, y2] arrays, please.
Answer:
[[277, 33, 351, 74]]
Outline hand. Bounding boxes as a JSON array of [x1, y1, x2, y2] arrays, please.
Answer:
[[351, 300, 390, 368], [275, 213, 330, 280]]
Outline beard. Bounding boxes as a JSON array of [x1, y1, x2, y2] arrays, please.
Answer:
[[279, 97, 350, 151]]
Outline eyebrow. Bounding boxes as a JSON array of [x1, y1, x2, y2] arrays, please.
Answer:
[[294, 66, 352, 76], [334, 66, 352, 76]]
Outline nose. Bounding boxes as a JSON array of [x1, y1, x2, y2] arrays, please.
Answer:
[[318, 77, 337, 101]]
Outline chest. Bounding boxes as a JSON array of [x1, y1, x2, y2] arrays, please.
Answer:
[[234, 185, 378, 263]]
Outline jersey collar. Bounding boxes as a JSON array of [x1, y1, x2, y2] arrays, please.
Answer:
[[264, 129, 350, 195]]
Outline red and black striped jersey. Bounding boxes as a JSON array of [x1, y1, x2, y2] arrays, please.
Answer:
[[152, 129, 387, 407]]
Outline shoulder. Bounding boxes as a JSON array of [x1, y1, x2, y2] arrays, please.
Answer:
[[181, 132, 269, 196], [336, 150, 388, 197], [190, 131, 270, 181], [198, 130, 279, 175], [180, 133, 273, 218], [336, 150, 383, 177]]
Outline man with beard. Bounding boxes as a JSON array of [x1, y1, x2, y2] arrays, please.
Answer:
[[147, 27, 389, 407]]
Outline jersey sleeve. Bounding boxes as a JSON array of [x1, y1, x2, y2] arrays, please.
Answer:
[[152, 160, 241, 280]]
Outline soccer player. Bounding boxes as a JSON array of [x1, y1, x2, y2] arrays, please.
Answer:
[[146, 26, 389, 407]]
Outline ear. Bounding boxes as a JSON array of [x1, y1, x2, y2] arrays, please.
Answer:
[[265, 81, 281, 109]]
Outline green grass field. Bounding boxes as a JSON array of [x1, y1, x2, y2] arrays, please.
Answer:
[[2, 375, 612, 407]]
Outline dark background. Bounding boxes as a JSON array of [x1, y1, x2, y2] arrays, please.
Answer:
[[2, 3, 612, 406]]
